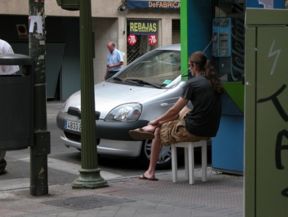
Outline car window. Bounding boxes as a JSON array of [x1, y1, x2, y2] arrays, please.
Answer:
[[116, 50, 180, 88]]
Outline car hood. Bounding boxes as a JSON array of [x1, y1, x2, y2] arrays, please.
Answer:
[[65, 81, 169, 119]]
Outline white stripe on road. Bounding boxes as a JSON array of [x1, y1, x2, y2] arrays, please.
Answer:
[[19, 157, 122, 180]]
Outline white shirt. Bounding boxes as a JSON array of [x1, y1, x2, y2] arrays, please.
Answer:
[[0, 39, 19, 75], [107, 48, 124, 72]]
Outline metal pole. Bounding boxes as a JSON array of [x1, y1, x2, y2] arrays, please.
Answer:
[[72, 0, 107, 189], [29, 0, 50, 196]]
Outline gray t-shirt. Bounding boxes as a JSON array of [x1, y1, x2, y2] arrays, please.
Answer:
[[182, 75, 221, 137]]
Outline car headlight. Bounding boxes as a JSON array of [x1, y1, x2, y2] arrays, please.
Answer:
[[105, 103, 142, 122]]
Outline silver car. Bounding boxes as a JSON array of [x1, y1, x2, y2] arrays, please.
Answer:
[[57, 44, 184, 168]]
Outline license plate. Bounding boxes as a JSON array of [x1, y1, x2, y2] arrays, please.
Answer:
[[64, 120, 81, 132]]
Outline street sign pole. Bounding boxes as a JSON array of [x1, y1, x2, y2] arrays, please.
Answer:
[[29, 0, 50, 196], [71, 0, 107, 189]]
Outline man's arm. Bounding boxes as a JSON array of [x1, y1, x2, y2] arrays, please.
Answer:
[[107, 51, 124, 69], [113, 51, 124, 67], [108, 61, 123, 69], [151, 97, 188, 126]]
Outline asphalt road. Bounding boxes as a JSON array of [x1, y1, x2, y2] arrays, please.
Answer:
[[1, 102, 161, 189]]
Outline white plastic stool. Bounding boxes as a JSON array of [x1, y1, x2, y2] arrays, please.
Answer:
[[171, 140, 208, 184]]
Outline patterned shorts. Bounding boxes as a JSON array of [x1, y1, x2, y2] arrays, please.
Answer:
[[160, 118, 209, 146]]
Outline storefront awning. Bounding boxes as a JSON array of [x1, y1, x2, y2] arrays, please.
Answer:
[[127, 0, 180, 9]]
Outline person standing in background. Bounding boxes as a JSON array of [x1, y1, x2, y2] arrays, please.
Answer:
[[105, 41, 124, 80], [0, 38, 19, 174]]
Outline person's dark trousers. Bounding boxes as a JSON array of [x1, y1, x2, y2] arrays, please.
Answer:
[[105, 70, 119, 80], [0, 150, 6, 175]]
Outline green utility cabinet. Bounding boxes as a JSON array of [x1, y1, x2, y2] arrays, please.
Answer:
[[245, 9, 288, 217]]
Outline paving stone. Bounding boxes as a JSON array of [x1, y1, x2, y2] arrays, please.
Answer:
[[3, 170, 243, 217], [114, 206, 136, 217]]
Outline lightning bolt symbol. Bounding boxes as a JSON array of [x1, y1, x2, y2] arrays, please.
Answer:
[[268, 40, 281, 75]]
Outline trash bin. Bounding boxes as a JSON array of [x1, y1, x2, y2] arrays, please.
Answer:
[[0, 54, 33, 151]]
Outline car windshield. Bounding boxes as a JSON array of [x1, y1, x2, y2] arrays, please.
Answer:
[[112, 50, 180, 88]]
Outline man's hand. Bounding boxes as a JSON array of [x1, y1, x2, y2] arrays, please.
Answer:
[[149, 97, 188, 126], [149, 119, 160, 126]]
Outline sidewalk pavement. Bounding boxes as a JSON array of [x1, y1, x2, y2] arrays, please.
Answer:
[[0, 168, 243, 217]]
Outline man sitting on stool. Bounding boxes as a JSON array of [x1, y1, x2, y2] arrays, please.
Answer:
[[130, 51, 223, 181]]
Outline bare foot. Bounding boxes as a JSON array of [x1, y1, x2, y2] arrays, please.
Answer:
[[139, 170, 158, 181], [143, 171, 156, 179]]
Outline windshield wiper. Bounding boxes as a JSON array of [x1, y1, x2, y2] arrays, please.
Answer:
[[111, 76, 123, 82], [111, 77, 142, 86], [125, 78, 162, 89]]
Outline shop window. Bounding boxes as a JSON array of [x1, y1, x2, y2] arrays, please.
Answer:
[[127, 19, 159, 64]]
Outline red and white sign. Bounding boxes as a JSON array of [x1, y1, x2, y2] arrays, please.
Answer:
[[148, 34, 158, 46], [128, 34, 137, 46]]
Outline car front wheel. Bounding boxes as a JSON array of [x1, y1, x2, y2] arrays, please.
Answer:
[[139, 139, 172, 169]]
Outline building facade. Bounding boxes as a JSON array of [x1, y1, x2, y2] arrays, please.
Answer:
[[0, 0, 180, 100]]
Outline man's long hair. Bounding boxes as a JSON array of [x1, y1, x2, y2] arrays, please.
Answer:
[[190, 51, 224, 94]]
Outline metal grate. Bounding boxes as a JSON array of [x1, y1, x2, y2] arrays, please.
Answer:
[[43, 195, 133, 210], [127, 35, 157, 64], [64, 131, 81, 142], [231, 2, 245, 81], [127, 38, 141, 64]]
